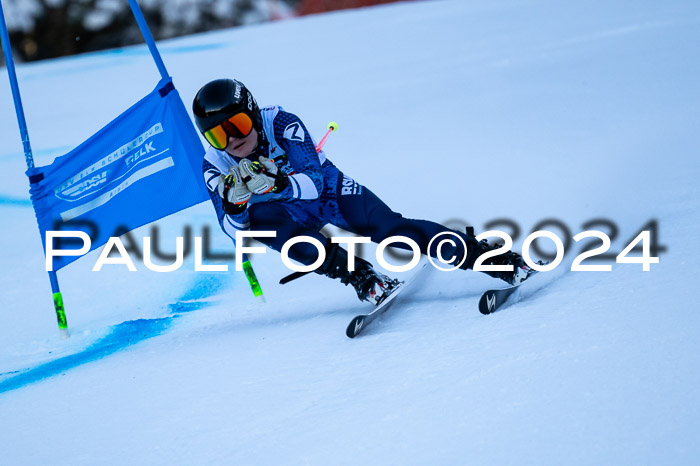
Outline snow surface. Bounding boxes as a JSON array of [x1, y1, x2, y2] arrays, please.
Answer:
[[1, 0, 699, 464]]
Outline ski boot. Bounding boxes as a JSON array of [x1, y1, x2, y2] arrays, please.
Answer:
[[471, 239, 531, 285], [316, 242, 400, 304]]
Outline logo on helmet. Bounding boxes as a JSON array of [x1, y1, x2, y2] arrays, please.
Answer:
[[248, 93, 253, 111], [234, 81, 242, 100]]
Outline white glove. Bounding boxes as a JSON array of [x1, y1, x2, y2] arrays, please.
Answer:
[[217, 166, 251, 214], [239, 157, 288, 195]]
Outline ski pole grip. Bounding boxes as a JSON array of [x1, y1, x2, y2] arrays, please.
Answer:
[[315, 121, 338, 153]]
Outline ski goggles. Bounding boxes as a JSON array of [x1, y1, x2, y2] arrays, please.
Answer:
[[203, 112, 254, 150]]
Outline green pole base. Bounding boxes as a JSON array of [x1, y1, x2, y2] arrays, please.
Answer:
[[241, 260, 264, 298], [53, 292, 69, 337]]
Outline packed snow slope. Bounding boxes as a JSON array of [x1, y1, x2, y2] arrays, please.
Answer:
[[1, 0, 699, 464]]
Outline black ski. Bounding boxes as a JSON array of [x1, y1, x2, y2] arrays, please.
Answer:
[[346, 263, 428, 338], [478, 268, 543, 315], [478, 285, 521, 314]]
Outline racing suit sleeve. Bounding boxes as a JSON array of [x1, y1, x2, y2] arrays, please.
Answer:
[[202, 158, 249, 242], [272, 110, 324, 201]]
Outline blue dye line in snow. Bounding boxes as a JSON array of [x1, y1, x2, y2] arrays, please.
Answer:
[[17, 42, 230, 82], [0, 196, 32, 207], [0, 274, 226, 395], [81, 42, 230, 59]]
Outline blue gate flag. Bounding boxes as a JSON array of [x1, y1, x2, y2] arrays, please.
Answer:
[[27, 78, 208, 271]]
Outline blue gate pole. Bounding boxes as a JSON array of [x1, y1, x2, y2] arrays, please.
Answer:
[[0, 0, 70, 338], [126, 0, 265, 302], [127, 0, 169, 80]]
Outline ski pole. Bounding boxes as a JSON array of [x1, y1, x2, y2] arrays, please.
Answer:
[[276, 121, 339, 287], [315, 121, 338, 153], [241, 254, 265, 303], [247, 121, 337, 300]]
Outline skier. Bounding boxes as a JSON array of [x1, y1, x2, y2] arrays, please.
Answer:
[[193, 78, 529, 304]]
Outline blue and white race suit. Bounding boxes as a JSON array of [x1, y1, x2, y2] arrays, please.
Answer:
[[202, 106, 466, 266]]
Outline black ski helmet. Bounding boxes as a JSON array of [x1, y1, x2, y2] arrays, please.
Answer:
[[192, 79, 263, 134]]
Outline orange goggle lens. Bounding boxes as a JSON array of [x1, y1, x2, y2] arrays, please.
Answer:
[[203, 112, 254, 150]]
